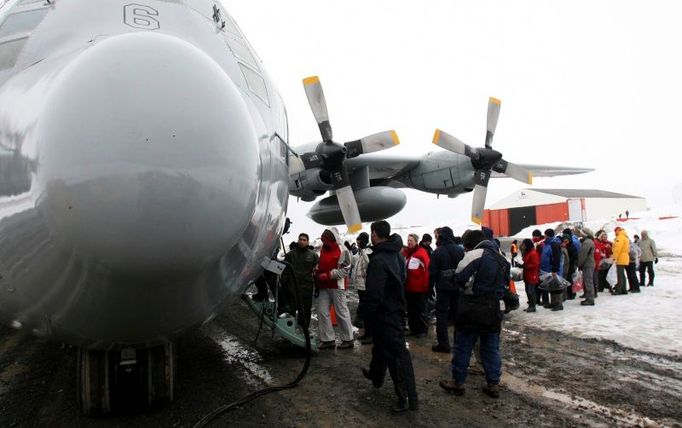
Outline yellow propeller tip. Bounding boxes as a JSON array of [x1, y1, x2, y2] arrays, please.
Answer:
[[348, 224, 362, 234], [432, 129, 442, 144], [528, 173, 534, 185], [471, 216, 482, 225], [389, 130, 400, 145], [489, 97, 501, 106], [303, 76, 320, 86]]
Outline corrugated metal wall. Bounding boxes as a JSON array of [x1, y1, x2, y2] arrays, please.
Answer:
[[484, 202, 569, 236], [535, 202, 569, 225]]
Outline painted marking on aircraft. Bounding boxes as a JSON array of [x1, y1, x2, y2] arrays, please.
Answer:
[[123, 4, 160, 31]]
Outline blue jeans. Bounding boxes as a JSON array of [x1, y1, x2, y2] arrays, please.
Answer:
[[451, 329, 501, 385]]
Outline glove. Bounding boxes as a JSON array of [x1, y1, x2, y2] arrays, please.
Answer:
[[316, 272, 330, 282], [655, 258, 659, 264], [313, 287, 320, 298]]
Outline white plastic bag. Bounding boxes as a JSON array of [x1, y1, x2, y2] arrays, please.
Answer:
[[606, 263, 618, 286]]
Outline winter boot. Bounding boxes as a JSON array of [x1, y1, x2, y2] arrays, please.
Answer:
[[439, 379, 465, 396], [482, 384, 500, 398]]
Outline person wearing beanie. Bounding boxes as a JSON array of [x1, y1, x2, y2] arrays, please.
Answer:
[[352, 232, 373, 343], [419, 233, 434, 256], [429, 226, 465, 353], [562, 229, 580, 300], [315, 227, 355, 349]]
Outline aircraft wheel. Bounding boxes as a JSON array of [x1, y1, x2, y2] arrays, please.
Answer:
[[147, 342, 176, 406], [77, 348, 111, 415]]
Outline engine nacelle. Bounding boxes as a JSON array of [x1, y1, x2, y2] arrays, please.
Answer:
[[289, 168, 332, 201], [402, 151, 475, 195], [308, 186, 407, 226]]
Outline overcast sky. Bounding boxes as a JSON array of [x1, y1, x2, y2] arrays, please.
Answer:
[[225, 0, 682, 239]]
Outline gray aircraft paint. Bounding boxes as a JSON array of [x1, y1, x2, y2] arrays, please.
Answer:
[[0, 0, 288, 347]]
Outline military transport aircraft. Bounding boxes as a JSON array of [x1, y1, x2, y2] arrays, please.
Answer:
[[0, 0, 590, 414]]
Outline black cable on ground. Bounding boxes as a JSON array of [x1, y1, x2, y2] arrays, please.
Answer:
[[192, 261, 312, 428]]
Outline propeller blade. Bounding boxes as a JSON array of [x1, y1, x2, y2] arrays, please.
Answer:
[[492, 159, 533, 184], [335, 185, 363, 234], [288, 151, 324, 176], [471, 169, 491, 224], [432, 129, 478, 159], [485, 97, 501, 149], [345, 130, 400, 158], [303, 76, 333, 142]]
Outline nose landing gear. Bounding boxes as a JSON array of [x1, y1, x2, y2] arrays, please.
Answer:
[[77, 343, 175, 415]]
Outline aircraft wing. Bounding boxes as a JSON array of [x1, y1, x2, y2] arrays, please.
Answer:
[[491, 164, 594, 179], [344, 152, 420, 181]]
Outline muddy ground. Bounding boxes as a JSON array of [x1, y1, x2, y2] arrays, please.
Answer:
[[1, 298, 681, 428]]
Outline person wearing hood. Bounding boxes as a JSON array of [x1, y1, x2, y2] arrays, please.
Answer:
[[282, 233, 320, 327], [439, 229, 507, 398], [562, 228, 580, 300], [540, 229, 565, 311], [362, 221, 418, 413], [315, 227, 355, 349], [638, 230, 658, 286], [428, 226, 465, 353], [404, 233, 430, 337], [611, 227, 630, 295], [577, 228, 596, 306], [352, 232, 373, 344], [627, 237, 641, 293]]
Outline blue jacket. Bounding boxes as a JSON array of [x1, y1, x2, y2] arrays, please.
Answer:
[[429, 227, 464, 291], [453, 240, 508, 298], [541, 236, 564, 274]]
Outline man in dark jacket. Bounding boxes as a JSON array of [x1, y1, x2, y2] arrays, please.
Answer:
[[282, 233, 320, 327], [429, 226, 465, 353], [562, 229, 580, 300], [577, 228, 596, 306], [439, 230, 507, 398], [362, 220, 418, 413]]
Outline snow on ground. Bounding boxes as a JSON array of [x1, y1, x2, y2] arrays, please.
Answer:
[[387, 210, 682, 358]]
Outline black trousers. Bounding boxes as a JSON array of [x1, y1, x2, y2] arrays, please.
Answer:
[[405, 292, 429, 335], [357, 290, 372, 336], [368, 315, 418, 404], [435, 289, 458, 348], [639, 261, 655, 285], [626, 263, 640, 292]]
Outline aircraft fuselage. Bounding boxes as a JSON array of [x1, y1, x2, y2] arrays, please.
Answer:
[[0, 0, 289, 348]]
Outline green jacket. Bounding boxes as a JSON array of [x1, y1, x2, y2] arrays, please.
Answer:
[[284, 247, 319, 289]]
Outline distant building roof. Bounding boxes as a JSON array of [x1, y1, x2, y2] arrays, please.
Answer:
[[530, 189, 643, 199]]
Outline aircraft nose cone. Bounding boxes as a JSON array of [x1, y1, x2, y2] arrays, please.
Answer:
[[37, 32, 260, 271]]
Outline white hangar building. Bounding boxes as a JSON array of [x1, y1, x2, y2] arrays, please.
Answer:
[[483, 189, 647, 236]]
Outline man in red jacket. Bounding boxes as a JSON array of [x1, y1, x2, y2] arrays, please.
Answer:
[[404, 233, 430, 337]]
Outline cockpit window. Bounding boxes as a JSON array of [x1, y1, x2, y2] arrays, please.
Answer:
[[0, 8, 48, 38], [238, 63, 269, 106], [0, 37, 27, 70], [223, 33, 259, 71]]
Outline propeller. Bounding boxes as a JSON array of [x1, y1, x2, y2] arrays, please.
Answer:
[[433, 97, 533, 224], [290, 76, 400, 233]]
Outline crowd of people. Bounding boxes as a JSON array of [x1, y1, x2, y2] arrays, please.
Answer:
[[261, 220, 658, 414], [518, 226, 658, 312]]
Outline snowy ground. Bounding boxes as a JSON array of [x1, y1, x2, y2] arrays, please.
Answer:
[[512, 214, 682, 358], [387, 212, 682, 359]]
